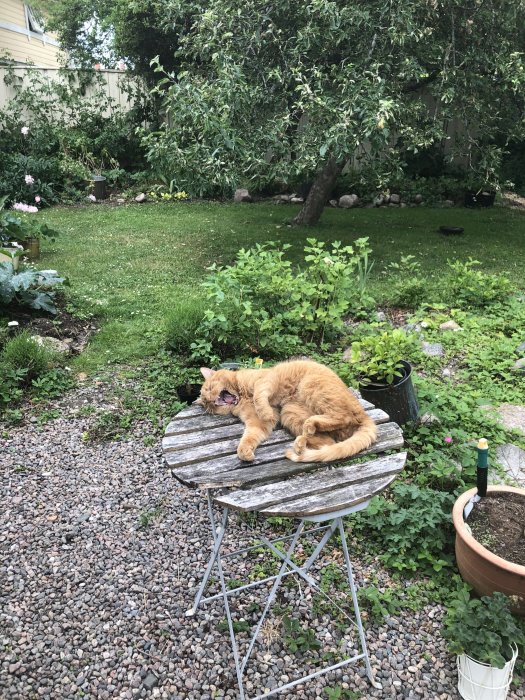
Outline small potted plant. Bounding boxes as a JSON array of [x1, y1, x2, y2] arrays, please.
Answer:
[[443, 589, 524, 700], [349, 328, 420, 424], [175, 366, 204, 403]]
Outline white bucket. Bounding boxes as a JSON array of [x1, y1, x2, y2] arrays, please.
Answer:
[[457, 646, 518, 700]]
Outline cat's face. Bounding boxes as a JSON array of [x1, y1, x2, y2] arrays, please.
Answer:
[[197, 368, 239, 414]]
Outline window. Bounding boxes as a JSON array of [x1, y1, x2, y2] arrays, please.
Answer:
[[25, 5, 45, 35]]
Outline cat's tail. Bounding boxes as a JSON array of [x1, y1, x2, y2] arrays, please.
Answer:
[[286, 416, 378, 463]]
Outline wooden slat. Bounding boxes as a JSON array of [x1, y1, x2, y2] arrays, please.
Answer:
[[162, 422, 246, 452], [175, 422, 404, 488], [164, 429, 292, 469], [365, 408, 389, 424], [165, 412, 239, 436], [259, 474, 398, 517], [214, 453, 406, 512], [169, 404, 203, 420]]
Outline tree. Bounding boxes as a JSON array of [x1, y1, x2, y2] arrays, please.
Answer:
[[145, 0, 525, 224], [34, 0, 192, 80]]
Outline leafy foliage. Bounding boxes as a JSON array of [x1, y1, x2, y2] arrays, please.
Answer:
[[191, 238, 374, 362], [145, 0, 525, 214], [442, 259, 514, 309], [443, 591, 525, 668], [349, 483, 455, 575], [350, 329, 420, 385], [0, 262, 66, 314], [282, 615, 321, 654]]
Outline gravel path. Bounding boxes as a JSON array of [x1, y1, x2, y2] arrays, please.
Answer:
[[1, 380, 524, 700]]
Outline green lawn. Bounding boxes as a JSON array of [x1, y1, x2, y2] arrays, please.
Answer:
[[40, 202, 525, 371]]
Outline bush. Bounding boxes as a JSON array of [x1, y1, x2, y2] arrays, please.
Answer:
[[349, 483, 456, 575], [0, 63, 152, 205], [0, 263, 66, 314], [386, 255, 428, 309], [190, 238, 375, 363], [1, 331, 57, 384], [442, 259, 514, 309]]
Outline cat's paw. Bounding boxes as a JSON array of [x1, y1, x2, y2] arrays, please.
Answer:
[[293, 435, 307, 455], [303, 418, 316, 436], [285, 448, 301, 462], [237, 444, 255, 462]]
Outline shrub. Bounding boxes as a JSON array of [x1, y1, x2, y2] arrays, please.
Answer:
[[190, 238, 375, 362], [386, 255, 428, 309], [1, 331, 57, 384], [349, 483, 455, 575], [443, 590, 525, 668], [0, 263, 66, 314], [441, 259, 514, 309]]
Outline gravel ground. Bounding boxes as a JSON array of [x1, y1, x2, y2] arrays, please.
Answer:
[[1, 380, 524, 700]]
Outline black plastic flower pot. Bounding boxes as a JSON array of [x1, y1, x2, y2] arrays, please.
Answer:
[[360, 360, 419, 426], [464, 190, 496, 208], [92, 175, 107, 200], [176, 382, 202, 403]]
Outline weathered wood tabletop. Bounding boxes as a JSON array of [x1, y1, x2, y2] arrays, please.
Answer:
[[162, 396, 407, 519]]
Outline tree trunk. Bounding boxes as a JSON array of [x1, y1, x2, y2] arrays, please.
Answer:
[[293, 157, 343, 226]]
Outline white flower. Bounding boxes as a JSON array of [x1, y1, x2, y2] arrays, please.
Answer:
[[21, 126, 29, 135], [7, 321, 19, 327], [323, 256, 334, 265], [25, 174, 35, 185]]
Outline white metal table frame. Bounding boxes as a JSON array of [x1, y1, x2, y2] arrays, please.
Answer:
[[185, 489, 382, 700]]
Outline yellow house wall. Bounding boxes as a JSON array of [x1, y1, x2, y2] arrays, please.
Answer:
[[0, 0, 62, 67]]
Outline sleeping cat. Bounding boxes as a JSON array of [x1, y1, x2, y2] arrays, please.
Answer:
[[197, 360, 377, 463]]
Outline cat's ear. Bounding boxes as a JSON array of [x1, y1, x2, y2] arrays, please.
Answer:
[[200, 367, 216, 379]]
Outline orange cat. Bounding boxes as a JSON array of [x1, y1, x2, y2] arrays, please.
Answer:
[[197, 360, 377, 463]]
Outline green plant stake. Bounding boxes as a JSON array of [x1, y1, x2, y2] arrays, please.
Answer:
[[476, 437, 489, 498], [464, 438, 489, 519]]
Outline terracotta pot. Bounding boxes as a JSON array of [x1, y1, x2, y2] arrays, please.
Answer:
[[453, 486, 525, 616]]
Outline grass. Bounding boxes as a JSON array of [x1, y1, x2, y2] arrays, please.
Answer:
[[40, 201, 525, 371]]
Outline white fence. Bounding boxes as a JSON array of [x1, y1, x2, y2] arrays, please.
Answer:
[[0, 65, 142, 115]]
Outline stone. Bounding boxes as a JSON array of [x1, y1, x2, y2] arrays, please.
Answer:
[[422, 341, 444, 357], [376, 311, 387, 322], [439, 320, 462, 331], [444, 199, 454, 207], [442, 367, 453, 378], [142, 673, 158, 691], [116, 198, 125, 204], [420, 413, 441, 425], [414, 194, 423, 204], [512, 358, 525, 371], [134, 193, 146, 203], [329, 199, 338, 207], [400, 202, 407, 208], [342, 347, 352, 361], [338, 194, 358, 209], [516, 340, 525, 352], [390, 193, 401, 204], [272, 194, 291, 203], [373, 195, 384, 207], [290, 196, 304, 204], [495, 444, 525, 487], [233, 188, 252, 203], [31, 335, 71, 355], [495, 404, 525, 434]]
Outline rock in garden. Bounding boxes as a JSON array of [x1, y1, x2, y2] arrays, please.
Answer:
[[414, 194, 423, 204], [400, 202, 407, 208], [329, 199, 338, 207], [439, 320, 462, 331], [31, 335, 71, 355], [444, 199, 454, 207], [272, 194, 291, 203], [290, 196, 304, 204], [512, 358, 525, 371], [339, 194, 358, 208], [420, 413, 441, 425], [134, 193, 146, 203], [233, 188, 252, 203], [495, 444, 525, 487], [422, 341, 444, 357], [516, 340, 525, 352], [390, 193, 401, 204], [495, 404, 525, 434], [373, 195, 384, 207], [143, 673, 159, 690], [388, 202, 398, 207]]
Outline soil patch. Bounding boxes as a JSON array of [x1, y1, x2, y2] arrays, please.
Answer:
[[467, 492, 525, 566], [5, 299, 97, 354]]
